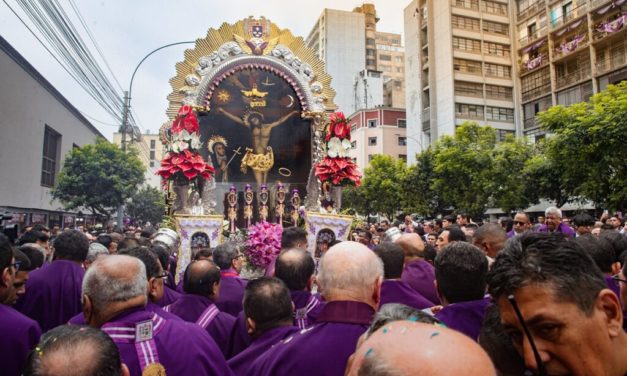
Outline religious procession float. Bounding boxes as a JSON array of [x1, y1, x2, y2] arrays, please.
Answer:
[[155, 17, 362, 281]]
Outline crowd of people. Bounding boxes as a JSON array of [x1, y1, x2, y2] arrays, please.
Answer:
[[1, 206, 626, 375]]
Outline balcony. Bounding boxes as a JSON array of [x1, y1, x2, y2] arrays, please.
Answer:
[[592, 9, 627, 42], [520, 52, 549, 73], [554, 33, 589, 60], [519, 27, 548, 47], [524, 117, 539, 129], [556, 66, 591, 88], [518, 0, 546, 22], [521, 84, 551, 102], [592, 0, 613, 9], [596, 53, 627, 74], [551, 2, 588, 30]]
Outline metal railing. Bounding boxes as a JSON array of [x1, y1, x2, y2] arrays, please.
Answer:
[[551, 2, 588, 30], [519, 27, 548, 46], [553, 35, 589, 59], [596, 53, 627, 74], [518, 0, 546, 22], [556, 66, 591, 88], [524, 117, 538, 129], [522, 84, 551, 102], [592, 0, 613, 9]]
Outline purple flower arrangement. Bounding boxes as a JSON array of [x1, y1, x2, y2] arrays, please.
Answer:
[[245, 221, 283, 268]]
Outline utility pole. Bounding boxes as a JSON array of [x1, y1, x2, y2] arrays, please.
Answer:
[[117, 91, 130, 230]]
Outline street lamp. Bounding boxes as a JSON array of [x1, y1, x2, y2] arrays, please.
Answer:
[[116, 41, 195, 229]]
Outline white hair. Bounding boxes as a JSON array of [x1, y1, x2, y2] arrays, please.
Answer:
[[82, 256, 147, 313], [86, 243, 109, 263], [317, 242, 383, 299], [545, 206, 562, 218]]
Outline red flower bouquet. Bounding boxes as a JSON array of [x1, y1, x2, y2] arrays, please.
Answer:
[[315, 111, 362, 187], [171, 105, 200, 134]]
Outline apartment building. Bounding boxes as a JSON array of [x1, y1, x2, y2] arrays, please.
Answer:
[[112, 132, 163, 188]]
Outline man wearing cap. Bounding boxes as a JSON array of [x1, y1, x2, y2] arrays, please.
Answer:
[[0, 233, 42, 376]]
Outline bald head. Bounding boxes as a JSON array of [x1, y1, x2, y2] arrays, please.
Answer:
[[317, 241, 383, 308], [275, 248, 315, 291], [394, 233, 425, 259], [347, 321, 495, 376], [183, 260, 221, 300]]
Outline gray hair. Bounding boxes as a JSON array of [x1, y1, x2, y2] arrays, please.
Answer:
[[317, 243, 383, 299], [545, 206, 562, 218], [367, 303, 440, 338], [213, 242, 239, 270], [86, 243, 109, 263], [358, 355, 403, 376], [82, 256, 147, 313]]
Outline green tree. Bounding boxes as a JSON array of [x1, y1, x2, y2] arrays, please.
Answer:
[[357, 155, 407, 220], [538, 81, 627, 211], [491, 135, 538, 214], [402, 147, 447, 217], [432, 122, 496, 220], [52, 138, 145, 221], [126, 185, 165, 226]]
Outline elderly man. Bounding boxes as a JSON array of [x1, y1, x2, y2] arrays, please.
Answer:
[[395, 233, 440, 305], [274, 248, 324, 329], [488, 233, 627, 375], [472, 223, 507, 261], [537, 207, 575, 238], [0, 234, 41, 376], [507, 212, 532, 238], [214, 242, 247, 316], [84, 242, 109, 269], [19, 230, 88, 331], [434, 242, 490, 340], [227, 277, 299, 375], [165, 260, 236, 356], [347, 321, 495, 375], [374, 242, 433, 310], [250, 241, 383, 375], [24, 325, 129, 376], [82, 255, 233, 375]]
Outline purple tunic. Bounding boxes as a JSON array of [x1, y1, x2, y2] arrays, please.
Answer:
[[67, 302, 183, 325], [0, 304, 41, 376], [216, 269, 248, 316], [291, 290, 325, 329], [165, 294, 236, 356], [226, 311, 252, 359], [18, 260, 85, 332], [435, 297, 491, 341], [249, 300, 374, 376], [537, 222, 576, 238], [401, 259, 440, 305], [155, 285, 182, 307], [380, 279, 433, 310], [227, 325, 299, 375], [101, 307, 233, 376], [605, 275, 621, 298]]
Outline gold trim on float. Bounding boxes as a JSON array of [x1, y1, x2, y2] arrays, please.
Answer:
[[165, 18, 337, 120]]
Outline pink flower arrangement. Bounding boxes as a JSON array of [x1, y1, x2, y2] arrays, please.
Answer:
[[245, 221, 283, 268]]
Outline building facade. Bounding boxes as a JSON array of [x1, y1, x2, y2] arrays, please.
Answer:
[[404, 0, 626, 163], [0, 36, 104, 230], [376, 31, 406, 108], [347, 108, 408, 170], [112, 132, 163, 188]]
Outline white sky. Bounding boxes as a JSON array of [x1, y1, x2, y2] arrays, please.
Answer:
[[0, 0, 412, 140]]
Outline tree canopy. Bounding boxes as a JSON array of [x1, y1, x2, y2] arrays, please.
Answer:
[[126, 185, 165, 226], [52, 138, 145, 220]]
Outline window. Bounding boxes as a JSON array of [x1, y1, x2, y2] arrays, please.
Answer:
[[351, 141, 357, 149], [453, 37, 482, 53], [481, 0, 508, 15], [455, 103, 485, 119], [368, 155, 374, 162], [451, 15, 480, 31], [150, 161, 155, 167], [379, 54, 391, 61], [367, 49, 376, 56], [486, 106, 515, 122], [454, 0, 479, 10], [396, 67, 402, 73], [398, 137, 407, 146], [455, 81, 484, 97], [150, 139, 156, 149], [484, 63, 511, 78], [454, 58, 482, 75], [557, 82, 593, 106], [150, 150, 156, 160], [483, 20, 509, 36], [368, 137, 377, 146], [367, 59, 376, 66], [395, 56, 403, 63], [484, 42, 510, 58], [496, 129, 515, 141], [368, 119, 377, 128], [398, 154, 407, 162], [351, 124, 357, 132], [485, 84, 513, 99], [41, 126, 61, 187], [366, 38, 376, 46], [521, 67, 551, 101], [398, 119, 407, 128]]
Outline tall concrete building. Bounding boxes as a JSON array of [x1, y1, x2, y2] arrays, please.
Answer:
[[112, 132, 163, 188], [377, 31, 406, 108], [404, 0, 627, 163]]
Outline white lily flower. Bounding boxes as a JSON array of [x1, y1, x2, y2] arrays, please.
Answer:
[[327, 137, 342, 158]]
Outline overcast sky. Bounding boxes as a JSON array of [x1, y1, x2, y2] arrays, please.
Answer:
[[1, 0, 412, 140]]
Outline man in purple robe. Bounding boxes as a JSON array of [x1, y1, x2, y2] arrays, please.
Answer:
[[0, 234, 41, 376], [537, 206, 576, 238], [150, 244, 182, 306], [19, 230, 88, 332], [434, 242, 490, 341], [373, 242, 433, 310], [165, 259, 236, 356], [275, 248, 325, 328], [82, 254, 233, 376], [214, 242, 247, 316], [395, 233, 440, 305], [228, 277, 299, 375], [250, 241, 383, 376], [23, 325, 130, 376], [506, 212, 532, 238]]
